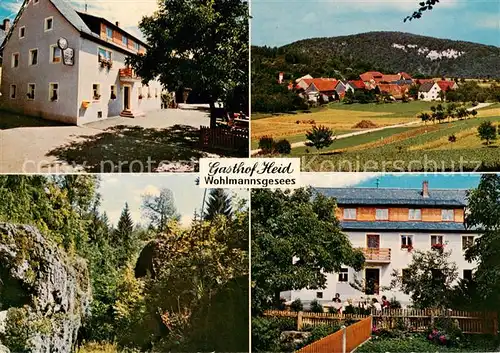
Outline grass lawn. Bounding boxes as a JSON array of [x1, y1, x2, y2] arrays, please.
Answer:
[[289, 126, 417, 155], [0, 109, 66, 129], [251, 108, 416, 143], [251, 130, 351, 150], [357, 334, 498, 353], [300, 116, 500, 172]]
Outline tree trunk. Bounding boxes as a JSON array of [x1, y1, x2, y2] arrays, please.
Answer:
[[209, 101, 217, 129]]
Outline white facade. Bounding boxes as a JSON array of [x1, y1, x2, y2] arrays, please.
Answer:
[[283, 229, 477, 306], [419, 83, 442, 101], [0, 0, 162, 125]]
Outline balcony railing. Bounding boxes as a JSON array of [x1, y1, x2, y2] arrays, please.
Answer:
[[119, 67, 141, 82], [360, 248, 391, 263]]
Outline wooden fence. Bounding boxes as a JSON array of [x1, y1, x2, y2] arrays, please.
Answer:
[[372, 309, 498, 335], [263, 309, 498, 335], [297, 317, 372, 353], [199, 126, 248, 152]]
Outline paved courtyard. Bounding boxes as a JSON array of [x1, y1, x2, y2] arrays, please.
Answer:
[[0, 107, 213, 173]]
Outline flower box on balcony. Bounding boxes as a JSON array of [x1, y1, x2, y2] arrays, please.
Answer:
[[82, 101, 91, 108], [401, 244, 413, 252]]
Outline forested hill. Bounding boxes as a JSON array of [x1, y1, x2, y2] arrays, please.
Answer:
[[253, 31, 500, 79]]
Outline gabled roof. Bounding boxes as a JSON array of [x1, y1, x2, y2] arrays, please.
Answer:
[[437, 81, 457, 91], [349, 80, 366, 89], [1, 0, 146, 53], [316, 187, 467, 207], [360, 71, 383, 82], [377, 83, 409, 98], [295, 74, 313, 83], [312, 79, 338, 92], [419, 82, 439, 92]]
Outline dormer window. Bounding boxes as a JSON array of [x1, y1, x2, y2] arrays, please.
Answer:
[[19, 26, 26, 39], [44, 17, 53, 31]]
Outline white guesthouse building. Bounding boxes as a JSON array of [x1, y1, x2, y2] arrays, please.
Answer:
[[282, 182, 478, 307], [0, 0, 163, 125]]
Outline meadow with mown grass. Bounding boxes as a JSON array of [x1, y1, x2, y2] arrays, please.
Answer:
[[252, 101, 500, 171]]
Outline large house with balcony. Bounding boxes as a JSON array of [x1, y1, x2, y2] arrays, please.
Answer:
[[282, 182, 478, 307], [0, 0, 163, 125]]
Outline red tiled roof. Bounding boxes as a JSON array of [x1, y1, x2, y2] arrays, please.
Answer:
[[399, 72, 413, 80], [380, 74, 401, 83], [437, 81, 456, 91], [311, 79, 338, 92], [360, 71, 384, 82], [416, 79, 435, 85], [349, 80, 366, 89], [377, 84, 409, 98]]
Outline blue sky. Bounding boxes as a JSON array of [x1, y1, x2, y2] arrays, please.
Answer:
[[302, 173, 485, 190], [0, 0, 158, 39], [98, 175, 248, 228], [251, 0, 500, 47]]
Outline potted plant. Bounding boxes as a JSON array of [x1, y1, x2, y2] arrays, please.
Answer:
[[50, 93, 58, 102], [402, 244, 413, 252], [93, 94, 101, 100], [26, 93, 34, 99], [82, 100, 91, 108], [138, 94, 143, 100]]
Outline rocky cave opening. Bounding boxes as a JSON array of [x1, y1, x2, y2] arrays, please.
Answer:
[[0, 264, 32, 311]]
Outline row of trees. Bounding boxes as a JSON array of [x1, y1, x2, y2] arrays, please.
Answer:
[[418, 103, 477, 124], [0, 176, 248, 352]]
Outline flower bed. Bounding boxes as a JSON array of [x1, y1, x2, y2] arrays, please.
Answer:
[[356, 333, 498, 352]]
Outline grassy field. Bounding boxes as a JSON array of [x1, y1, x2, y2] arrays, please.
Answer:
[[251, 102, 426, 147], [327, 101, 438, 117], [300, 116, 500, 172]]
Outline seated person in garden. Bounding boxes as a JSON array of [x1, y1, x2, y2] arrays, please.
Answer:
[[381, 295, 390, 309], [371, 298, 382, 312]]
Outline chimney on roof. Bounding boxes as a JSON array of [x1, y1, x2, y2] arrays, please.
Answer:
[[422, 181, 429, 198], [3, 19, 11, 32], [115, 21, 120, 27]]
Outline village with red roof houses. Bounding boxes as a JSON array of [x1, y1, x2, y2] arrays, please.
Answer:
[[282, 70, 459, 104]]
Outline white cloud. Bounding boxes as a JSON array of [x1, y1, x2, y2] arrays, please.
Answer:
[[70, 0, 157, 30], [477, 16, 500, 29], [301, 172, 380, 187]]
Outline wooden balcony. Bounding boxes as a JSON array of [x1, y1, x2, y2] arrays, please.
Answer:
[[360, 248, 391, 263], [119, 67, 141, 82]]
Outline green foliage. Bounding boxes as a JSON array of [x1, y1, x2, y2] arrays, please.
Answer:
[[290, 298, 303, 312], [477, 121, 497, 145], [464, 175, 500, 311], [387, 249, 458, 309], [309, 299, 323, 313], [258, 136, 275, 153], [129, 0, 249, 126], [141, 188, 180, 233], [389, 297, 402, 309], [204, 189, 233, 221], [274, 139, 292, 155], [251, 188, 365, 314], [4, 306, 52, 352], [301, 324, 340, 348], [251, 316, 295, 352], [306, 125, 335, 150]]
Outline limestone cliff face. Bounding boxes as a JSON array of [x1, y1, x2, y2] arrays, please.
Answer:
[[0, 223, 92, 353]]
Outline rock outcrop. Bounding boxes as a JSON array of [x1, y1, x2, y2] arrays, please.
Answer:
[[0, 223, 92, 353]]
